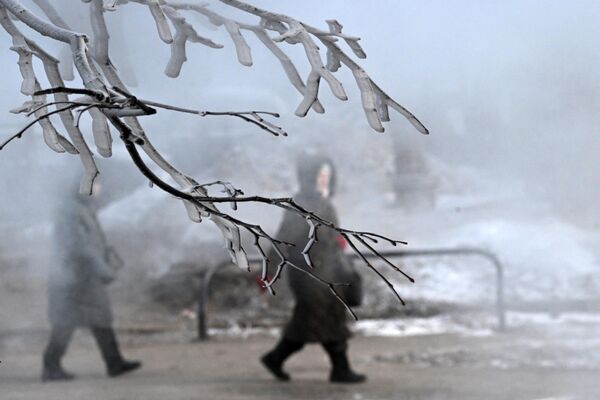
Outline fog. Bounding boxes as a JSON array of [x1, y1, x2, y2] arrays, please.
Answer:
[[2, 1, 600, 221], [1, 1, 599, 398]]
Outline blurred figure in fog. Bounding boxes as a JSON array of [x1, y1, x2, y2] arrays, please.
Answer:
[[42, 178, 141, 381], [261, 153, 366, 384], [389, 145, 437, 210]]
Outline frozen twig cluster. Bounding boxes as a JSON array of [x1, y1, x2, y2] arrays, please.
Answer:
[[0, 0, 426, 315]]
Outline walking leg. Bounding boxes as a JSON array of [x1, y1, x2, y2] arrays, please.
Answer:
[[91, 327, 141, 377], [42, 325, 76, 382], [322, 341, 366, 383], [261, 338, 305, 381]]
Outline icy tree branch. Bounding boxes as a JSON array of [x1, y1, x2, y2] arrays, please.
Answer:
[[0, 0, 427, 314]]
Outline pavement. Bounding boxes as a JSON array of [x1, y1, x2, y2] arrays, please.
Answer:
[[1, 329, 599, 400]]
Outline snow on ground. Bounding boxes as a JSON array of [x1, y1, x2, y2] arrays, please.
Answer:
[[205, 310, 600, 341], [354, 315, 494, 338], [360, 310, 600, 370], [337, 154, 600, 306], [441, 218, 599, 302], [356, 310, 600, 338]]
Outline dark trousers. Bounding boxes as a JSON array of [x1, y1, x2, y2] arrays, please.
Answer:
[[43, 325, 124, 370], [268, 338, 350, 372]]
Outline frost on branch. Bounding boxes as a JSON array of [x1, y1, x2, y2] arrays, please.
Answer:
[[0, 0, 427, 315]]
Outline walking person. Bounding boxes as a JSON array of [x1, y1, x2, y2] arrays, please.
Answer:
[[42, 178, 141, 381], [261, 153, 366, 384]]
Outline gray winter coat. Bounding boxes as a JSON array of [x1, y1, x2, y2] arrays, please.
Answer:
[[48, 194, 117, 328], [274, 155, 351, 343]]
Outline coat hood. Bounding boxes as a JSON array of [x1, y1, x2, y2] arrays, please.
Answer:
[[296, 153, 337, 197]]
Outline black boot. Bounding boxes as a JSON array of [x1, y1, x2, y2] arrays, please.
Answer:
[[261, 338, 304, 381], [107, 359, 142, 377], [42, 367, 75, 382], [42, 325, 76, 382], [323, 341, 366, 384], [91, 327, 141, 377]]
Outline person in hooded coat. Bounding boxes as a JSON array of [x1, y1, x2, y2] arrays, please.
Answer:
[[261, 153, 366, 383], [42, 179, 141, 381]]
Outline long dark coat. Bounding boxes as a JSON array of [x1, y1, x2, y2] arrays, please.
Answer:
[[48, 194, 116, 328], [274, 155, 350, 343]]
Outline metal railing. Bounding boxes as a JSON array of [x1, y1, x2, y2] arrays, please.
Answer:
[[195, 247, 505, 340]]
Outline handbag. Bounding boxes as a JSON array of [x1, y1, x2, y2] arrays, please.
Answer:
[[335, 253, 363, 307]]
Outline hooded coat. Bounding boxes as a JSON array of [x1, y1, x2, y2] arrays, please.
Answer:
[[48, 191, 116, 328], [273, 154, 351, 343]]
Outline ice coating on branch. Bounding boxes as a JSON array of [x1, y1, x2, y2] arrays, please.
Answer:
[[147, 0, 174, 44], [174, 2, 326, 113], [57, 45, 75, 80], [295, 70, 320, 117], [166, 0, 425, 132], [162, 5, 223, 78], [212, 215, 250, 271], [352, 67, 384, 132], [12, 45, 36, 95], [252, 29, 325, 113], [224, 20, 252, 66], [89, 107, 112, 157], [103, 0, 120, 11], [0, 5, 98, 190]]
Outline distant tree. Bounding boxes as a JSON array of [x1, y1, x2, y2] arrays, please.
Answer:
[[0, 0, 427, 316]]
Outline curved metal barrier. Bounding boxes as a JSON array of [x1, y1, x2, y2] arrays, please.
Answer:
[[196, 247, 506, 340]]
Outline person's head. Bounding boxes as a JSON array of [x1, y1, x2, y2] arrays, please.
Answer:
[[316, 163, 332, 198], [297, 152, 336, 198]]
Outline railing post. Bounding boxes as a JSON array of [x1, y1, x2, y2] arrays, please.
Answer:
[[196, 263, 220, 341], [494, 256, 506, 331], [196, 273, 208, 341]]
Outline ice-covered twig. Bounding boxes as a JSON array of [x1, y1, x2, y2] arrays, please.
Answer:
[[1, 103, 80, 150], [343, 233, 406, 306], [216, 0, 427, 133], [0, 5, 102, 192], [161, 4, 223, 77], [168, 2, 326, 113], [146, 0, 174, 44], [138, 98, 287, 136]]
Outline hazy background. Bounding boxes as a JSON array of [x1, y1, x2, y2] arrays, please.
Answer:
[[0, 0, 599, 340], [2, 2, 600, 398], [1, 0, 599, 220]]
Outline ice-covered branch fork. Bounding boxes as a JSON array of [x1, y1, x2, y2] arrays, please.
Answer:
[[0, 0, 425, 315], [161, 0, 429, 134]]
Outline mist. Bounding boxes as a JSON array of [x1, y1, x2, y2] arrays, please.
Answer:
[[1, 1, 599, 398]]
